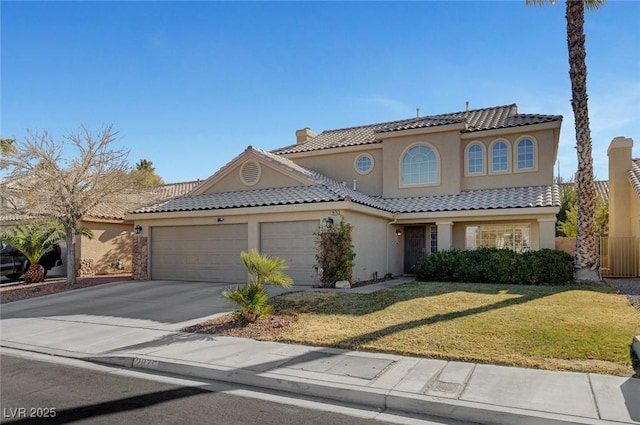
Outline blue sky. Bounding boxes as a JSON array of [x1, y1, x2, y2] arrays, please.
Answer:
[[2, 1, 639, 183]]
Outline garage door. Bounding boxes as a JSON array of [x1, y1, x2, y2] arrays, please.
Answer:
[[261, 221, 318, 286], [151, 224, 248, 283]]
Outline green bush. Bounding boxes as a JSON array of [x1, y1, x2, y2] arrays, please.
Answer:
[[315, 219, 356, 285], [415, 248, 573, 285]]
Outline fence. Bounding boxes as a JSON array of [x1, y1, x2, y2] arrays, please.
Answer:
[[600, 237, 638, 277]]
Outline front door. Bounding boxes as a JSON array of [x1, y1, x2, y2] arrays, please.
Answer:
[[404, 226, 426, 274]]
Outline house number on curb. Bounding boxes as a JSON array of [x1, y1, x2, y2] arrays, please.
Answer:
[[133, 358, 159, 369]]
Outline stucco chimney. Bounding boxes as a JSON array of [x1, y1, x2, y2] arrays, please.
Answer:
[[296, 128, 316, 144], [607, 136, 634, 238]]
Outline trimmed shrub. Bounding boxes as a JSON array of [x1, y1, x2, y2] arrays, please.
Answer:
[[315, 219, 356, 285], [415, 248, 573, 285]]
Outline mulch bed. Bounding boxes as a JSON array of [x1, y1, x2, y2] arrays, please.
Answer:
[[182, 312, 298, 341], [0, 275, 132, 304]]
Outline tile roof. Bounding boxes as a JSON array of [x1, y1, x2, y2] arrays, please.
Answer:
[[383, 185, 559, 213], [151, 180, 201, 199], [273, 104, 562, 155], [132, 181, 560, 215], [133, 148, 390, 214], [627, 159, 640, 198], [559, 180, 609, 203], [0, 180, 202, 222]]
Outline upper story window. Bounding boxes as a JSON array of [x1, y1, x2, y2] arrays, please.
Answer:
[[355, 154, 374, 175], [490, 140, 510, 174], [401, 144, 439, 186], [516, 137, 536, 171], [465, 142, 485, 175]]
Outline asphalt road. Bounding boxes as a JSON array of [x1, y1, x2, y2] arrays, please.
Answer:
[[1, 353, 471, 425]]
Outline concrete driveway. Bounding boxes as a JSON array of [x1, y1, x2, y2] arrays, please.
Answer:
[[0, 280, 243, 330]]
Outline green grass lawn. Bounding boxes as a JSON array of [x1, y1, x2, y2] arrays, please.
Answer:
[[271, 281, 640, 376]]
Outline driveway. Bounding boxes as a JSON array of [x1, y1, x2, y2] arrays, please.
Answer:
[[0, 280, 242, 329]]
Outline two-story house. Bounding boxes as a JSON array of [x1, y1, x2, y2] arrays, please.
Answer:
[[129, 104, 562, 286]]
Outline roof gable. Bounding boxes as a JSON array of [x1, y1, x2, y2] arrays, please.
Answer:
[[190, 146, 321, 195]]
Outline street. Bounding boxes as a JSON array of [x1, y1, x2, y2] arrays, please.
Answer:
[[0, 353, 468, 425]]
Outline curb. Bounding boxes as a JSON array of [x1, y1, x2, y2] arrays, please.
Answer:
[[89, 354, 624, 425]]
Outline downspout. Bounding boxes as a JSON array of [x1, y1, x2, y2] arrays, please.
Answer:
[[386, 213, 398, 276]]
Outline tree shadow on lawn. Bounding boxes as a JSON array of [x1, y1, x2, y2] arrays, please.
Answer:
[[273, 281, 613, 318], [273, 281, 626, 357]]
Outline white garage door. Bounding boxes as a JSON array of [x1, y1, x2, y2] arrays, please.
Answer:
[[151, 224, 248, 283], [261, 221, 318, 286]]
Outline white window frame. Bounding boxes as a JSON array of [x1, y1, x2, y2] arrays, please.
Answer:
[[464, 142, 486, 176], [489, 139, 512, 175], [354, 153, 374, 175], [514, 136, 538, 173], [465, 223, 532, 252], [399, 142, 441, 187]]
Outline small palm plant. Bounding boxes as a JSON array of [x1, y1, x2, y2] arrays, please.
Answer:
[[0, 221, 65, 283], [223, 250, 293, 323], [0, 220, 93, 283]]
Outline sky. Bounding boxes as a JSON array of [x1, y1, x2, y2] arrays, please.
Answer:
[[1, 1, 639, 184]]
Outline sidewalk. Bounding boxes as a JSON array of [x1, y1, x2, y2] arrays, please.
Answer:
[[1, 279, 639, 425]]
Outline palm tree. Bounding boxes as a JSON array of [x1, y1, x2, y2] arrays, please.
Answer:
[[224, 250, 293, 323], [527, 0, 606, 281], [0, 221, 65, 283], [240, 249, 293, 290]]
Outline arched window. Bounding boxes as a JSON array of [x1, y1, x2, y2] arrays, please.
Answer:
[[466, 143, 485, 175], [491, 140, 509, 173], [516, 138, 535, 170], [401, 144, 439, 186]]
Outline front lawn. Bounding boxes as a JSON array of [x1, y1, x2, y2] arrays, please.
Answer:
[[270, 281, 640, 376]]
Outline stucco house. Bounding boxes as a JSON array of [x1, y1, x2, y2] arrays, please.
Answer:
[[0, 180, 200, 276], [129, 103, 563, 286]]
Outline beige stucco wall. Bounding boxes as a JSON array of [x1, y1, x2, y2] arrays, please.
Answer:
[[381, 130, 462, 198], [460, 129, 556, 190], [291, 148, 384, 197], [608, 137, 634, 238], [204, 160, 307, 194], [79, 220, 133, 275], [342, 210, 403, 280], [131, 201, 403, 282]]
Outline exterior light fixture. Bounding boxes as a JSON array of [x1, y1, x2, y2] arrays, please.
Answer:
[[217, 218, 224, 222], [325, 217, 334, 228], [134, 225, 142, 234], [395, 229, 402, 237]]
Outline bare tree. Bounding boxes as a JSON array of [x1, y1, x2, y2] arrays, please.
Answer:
[[1, 125, 140, 285]]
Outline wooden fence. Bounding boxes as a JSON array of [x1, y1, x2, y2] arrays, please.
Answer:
[[600, 237, 638, 277]]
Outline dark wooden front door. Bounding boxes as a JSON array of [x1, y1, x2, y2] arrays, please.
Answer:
[[404, 226, 426, 274]]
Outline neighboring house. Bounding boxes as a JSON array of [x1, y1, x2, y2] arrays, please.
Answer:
[[0, 180, 200, 276], [606, 136, 639, 276], [129, 103, 563, 286]]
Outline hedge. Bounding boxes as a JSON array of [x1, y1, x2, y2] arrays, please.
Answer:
[[414, 248, 574, 285]]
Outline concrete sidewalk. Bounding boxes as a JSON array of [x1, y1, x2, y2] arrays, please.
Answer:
[[1, 315, 638, 425]]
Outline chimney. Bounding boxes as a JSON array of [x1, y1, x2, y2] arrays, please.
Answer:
[[296, 128, 316, 144]]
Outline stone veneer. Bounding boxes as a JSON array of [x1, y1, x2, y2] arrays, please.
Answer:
[[77, 258, 96, 277], [132, 236, 148, 280]]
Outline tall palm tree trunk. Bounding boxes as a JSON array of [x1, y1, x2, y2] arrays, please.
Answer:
[[567, 0, 599, 281]]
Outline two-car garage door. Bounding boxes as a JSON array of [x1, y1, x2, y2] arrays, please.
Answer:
[[151, 225, 248, 283], [150, 221, 318, 286]]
